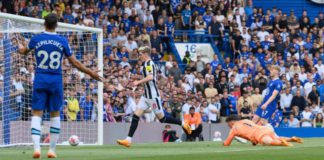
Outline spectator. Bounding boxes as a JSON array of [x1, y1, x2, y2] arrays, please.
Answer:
[[79, 94, 94, 121], [12, 74, 25, 119], [181, 4, 192, 30], [315, 59, 324, 78], [169, 61, 181, 83], [124, 36, 138, 54], [240, 77, 252, 94], [304, 76, 316, 96], [210, 55, 220, 72], [307, 85, 320, 106], [290, 90, 307, 111], [208, 97, 221, 123], [257, 26, 270, 42], [291, 81, 305, 96], [310, 102, 321, 115], [220, 91, 232, 119], [236, 91, 252, 115], [231, 30, 243, 58], [318, 80, 324, 104], [280, 117, 289, 128], [200, 101, 209, 122], [196, 55, 205, 73], [184, 107, 203, 141], [164, 16, 175, 37], [182, 51, 191, 65], [208, 15, 222, 38], [151, 48, 163, 62], [115, 97, 128, 122], [162, 125, 179, 143], [291, 105, 301, 120], [300, 106, 314, 127], [120, 57, 131, 69], [250, 87, 263, 111], [182, 98, 193, 117], [104, 97, 116, 122], [314, 113, 324, 128], [280, 87, 293, 115], [194, 14, 206, 41], [204, 82, 218, 103], [150, 30, 163, 53], [240, 100, 253, 120], [64, 91, 80, 121], [288, 113, 300, 128]]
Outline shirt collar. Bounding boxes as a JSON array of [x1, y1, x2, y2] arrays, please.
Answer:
[[44, 31, 57, 35]]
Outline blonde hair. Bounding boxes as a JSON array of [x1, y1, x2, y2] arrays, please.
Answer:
[[138, 46, 151, 54], [271, 65, 280, 72]]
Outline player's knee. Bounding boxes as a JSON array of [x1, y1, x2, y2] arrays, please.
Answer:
[[134, 108, 144, 116], [132, 114, 140, 121], [50, 111, 60, 118], [261, 136, 272, 145], [32, 110, 43, 117], [158, 116, 166, 123]]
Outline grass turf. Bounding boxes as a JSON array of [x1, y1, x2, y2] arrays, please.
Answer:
[[1, 138, 324, 160]]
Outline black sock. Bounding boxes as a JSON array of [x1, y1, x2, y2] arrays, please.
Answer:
[[128, 114, 139, 137], [159, 116, 182, 126]]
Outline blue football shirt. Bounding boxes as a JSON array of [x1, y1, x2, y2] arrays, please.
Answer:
[[262, 78, 283, 107], [28, 32, 72, 75]]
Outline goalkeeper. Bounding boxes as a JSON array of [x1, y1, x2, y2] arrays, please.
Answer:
[[223, 115, 303, 147]]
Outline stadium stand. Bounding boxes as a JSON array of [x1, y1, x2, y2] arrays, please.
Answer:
[[0, 0, 323, 128]]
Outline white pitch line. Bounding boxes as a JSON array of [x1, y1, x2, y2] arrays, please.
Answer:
[[213, 144, 324, 153]]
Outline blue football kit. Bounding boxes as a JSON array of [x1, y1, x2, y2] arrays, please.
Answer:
[[28, 32, 72, 112]]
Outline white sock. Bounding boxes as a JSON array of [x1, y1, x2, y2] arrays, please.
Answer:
[[31, 116, 42, 151], [49, 117, 60, 152], [126, 136, 132, 142]]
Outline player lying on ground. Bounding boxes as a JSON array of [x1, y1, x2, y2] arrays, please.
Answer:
[[117, 46, 192, 147], [223, 115, 303, 147], [18, 13, 102, 159]]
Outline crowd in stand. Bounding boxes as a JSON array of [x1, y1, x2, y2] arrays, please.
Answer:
[[0, 0, 324, 128]]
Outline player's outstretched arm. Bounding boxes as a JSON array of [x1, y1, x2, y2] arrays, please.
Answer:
[[223, 129, 235, 146], [132, 75, 153, 86], [17, 41, 31, 55], [67, 55, 103, 81]]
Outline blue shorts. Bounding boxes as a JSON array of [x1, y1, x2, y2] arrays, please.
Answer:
[[32, 73, 63, 112], [255, 104, 277, 120]]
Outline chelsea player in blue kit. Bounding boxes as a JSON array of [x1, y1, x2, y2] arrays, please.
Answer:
[[252, 65, 283, 126], [18, 14, 102, 159]]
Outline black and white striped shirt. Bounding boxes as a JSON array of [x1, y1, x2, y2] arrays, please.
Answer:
[[142, 60, 160, 99]]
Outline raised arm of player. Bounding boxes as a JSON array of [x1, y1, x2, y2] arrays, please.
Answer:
[[18, 43, 29, 55], [67, 55, 103, 81], [17, 36, 34, 55]]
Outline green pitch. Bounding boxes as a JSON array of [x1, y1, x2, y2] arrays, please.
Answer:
[[1, 138, 324, 160]]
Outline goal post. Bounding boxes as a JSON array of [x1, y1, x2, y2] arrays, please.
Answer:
[[0, 12, 104, 146]]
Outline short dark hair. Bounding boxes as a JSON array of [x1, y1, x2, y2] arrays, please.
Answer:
[[189, 106, 195, 111], [225, 115, 241, 122], [44, 13, 58, 30]]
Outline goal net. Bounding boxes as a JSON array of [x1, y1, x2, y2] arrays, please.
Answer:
[[0, 13, 103, 147]]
